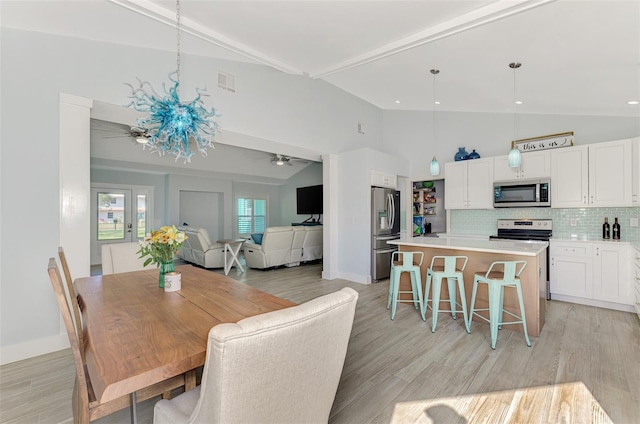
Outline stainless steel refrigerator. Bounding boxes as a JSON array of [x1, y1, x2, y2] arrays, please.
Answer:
[[371, 186, 401, 282]]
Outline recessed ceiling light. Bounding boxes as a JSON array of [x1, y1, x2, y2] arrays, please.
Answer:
[[434, 101, 440, 105], [515, 100, 523, 105], [628, 100, 639, 105], [395, 100, 401, 104]]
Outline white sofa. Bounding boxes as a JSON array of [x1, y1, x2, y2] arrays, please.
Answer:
[[244, 225, 323, 269], [177, 226, 225, 269]]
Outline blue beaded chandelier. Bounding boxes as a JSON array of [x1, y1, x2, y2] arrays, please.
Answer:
[[126, 0, 218, 163]]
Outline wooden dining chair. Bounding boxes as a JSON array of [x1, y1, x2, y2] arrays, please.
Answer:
[[58, 246, 86, 362], [154, 287, 359, 424], [47, 258, 187, 424]]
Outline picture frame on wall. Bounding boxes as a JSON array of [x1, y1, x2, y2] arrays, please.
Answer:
[[512, 131, 574, 152]]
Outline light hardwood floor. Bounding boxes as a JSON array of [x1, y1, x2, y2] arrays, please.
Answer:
[[2, 261, 639, 423]]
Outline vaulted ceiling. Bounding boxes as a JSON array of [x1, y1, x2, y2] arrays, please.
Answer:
[[3, 0, 639, 117]]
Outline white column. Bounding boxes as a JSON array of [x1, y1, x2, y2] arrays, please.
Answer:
[[60, 93, 93, 278]]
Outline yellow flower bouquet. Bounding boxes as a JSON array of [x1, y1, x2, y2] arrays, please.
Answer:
[[137, 225, 188, 267]]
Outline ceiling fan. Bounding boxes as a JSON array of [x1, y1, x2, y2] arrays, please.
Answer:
[[270, 154, 309, 166], [91, 119, 150, 144]]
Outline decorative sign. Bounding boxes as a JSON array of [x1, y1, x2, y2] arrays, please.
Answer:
[[512, 132, 574, 152]]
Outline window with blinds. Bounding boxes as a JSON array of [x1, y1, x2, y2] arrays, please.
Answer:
[[237, 197, 267, 235]]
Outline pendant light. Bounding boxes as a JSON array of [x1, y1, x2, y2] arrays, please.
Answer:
[[126, 0, 218, 163], [508, 62, 522, 168], [430, 69, 440, 176]]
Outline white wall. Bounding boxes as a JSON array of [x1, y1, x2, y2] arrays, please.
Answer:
[[0, 28, 383, 362], [179, 191, 223, 242], [383, 110, 640, 179], [336, 148, 409, 284]]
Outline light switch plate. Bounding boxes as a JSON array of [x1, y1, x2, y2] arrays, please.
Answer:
[[570, 218, 577, 227], [631, 217, 639, 227]]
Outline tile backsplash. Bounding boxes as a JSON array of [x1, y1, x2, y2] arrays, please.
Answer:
[[450, 207, 640, 241]]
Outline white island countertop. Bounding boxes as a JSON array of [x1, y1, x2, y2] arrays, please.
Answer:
[[388, 237, 548, 256]]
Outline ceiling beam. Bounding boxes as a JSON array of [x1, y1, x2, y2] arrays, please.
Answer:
[[109, 0, 303, 75], [309, 0, 556, 79]]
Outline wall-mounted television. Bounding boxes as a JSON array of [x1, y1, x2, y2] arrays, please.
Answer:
[[296, 185, 323, 215]]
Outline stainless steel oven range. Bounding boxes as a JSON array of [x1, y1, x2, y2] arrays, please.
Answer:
[[489, 219, 553, 299]]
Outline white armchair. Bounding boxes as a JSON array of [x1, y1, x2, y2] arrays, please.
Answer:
[[177, 227, 224, 268], [153, 287, 358, 424], [101, 242, 155, 275], [302, 225, 323, 262], [243, 226, 296, 269]]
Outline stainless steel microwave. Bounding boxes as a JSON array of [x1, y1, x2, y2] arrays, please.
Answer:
[[493, 178, 550, 208]]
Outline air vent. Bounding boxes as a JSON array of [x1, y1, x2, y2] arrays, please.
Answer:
[[217, 71, 236, 93]]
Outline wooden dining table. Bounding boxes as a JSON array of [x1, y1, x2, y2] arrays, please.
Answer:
[[74, 264, 296, 419]]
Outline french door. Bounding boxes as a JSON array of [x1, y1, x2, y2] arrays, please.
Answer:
[[90, 184, 153, 265]]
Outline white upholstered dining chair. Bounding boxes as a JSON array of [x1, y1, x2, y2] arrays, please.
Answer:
[[101, 242, 155, 275], [153, 287, 359, 424]]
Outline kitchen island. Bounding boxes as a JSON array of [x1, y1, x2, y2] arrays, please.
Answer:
[[388, 237, 548, 337]]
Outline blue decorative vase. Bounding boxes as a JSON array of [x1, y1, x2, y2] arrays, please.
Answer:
[[467, 149, 481, 159], [454, 147, 469, 161]]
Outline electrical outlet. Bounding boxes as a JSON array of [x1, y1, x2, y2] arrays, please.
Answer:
[[631, 217, 639, 227], [570, 218, 577, 227]]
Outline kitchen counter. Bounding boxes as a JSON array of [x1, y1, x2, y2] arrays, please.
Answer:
[[389, 236, 547, 337], [389, 236, 548, 256]]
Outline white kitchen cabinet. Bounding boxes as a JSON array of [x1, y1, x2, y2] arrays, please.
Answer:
[[550, 242, 593, 299], [592, 242, 631, 305], [550, 145, 589, 207], [444, 158, 493, 210], [588, 139, 633, 206], [632, 138, 640, 205], [550, 240, 634, 312], [371, 170, 397, 189], [493, 150, 550, 181], [634, 246, 640, 319], [550, 138, 633, 208]]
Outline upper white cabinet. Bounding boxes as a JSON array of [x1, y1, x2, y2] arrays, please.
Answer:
[[588, 139, 633, 206], [551, 138, 633, 208], [551, 145, 589, 207], [493, 150, 550, 181], [371, 170, 397, 189], [445, 158, 493, 209]]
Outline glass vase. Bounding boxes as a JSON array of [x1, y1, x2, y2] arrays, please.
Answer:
[[158, 260, 175, 288], [454, 147, 469, 161]]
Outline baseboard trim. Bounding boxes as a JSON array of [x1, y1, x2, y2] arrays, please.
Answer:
[[550, 294, 635, 313], [0, 333, 69, 365]]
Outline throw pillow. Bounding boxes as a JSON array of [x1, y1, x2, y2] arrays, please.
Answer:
[[251, 233, 263, 245]]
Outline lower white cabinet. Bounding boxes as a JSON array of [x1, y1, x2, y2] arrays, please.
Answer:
[[592, 243, 631, 305], [550, 242, 593, 299], [634, 246, 640, 319], [550, 240, 633, 312]]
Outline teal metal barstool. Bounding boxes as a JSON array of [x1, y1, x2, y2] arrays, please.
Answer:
[[422, 256, 470, 333], [468, 260, 531, 349], [387, 251, 426, 321]]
